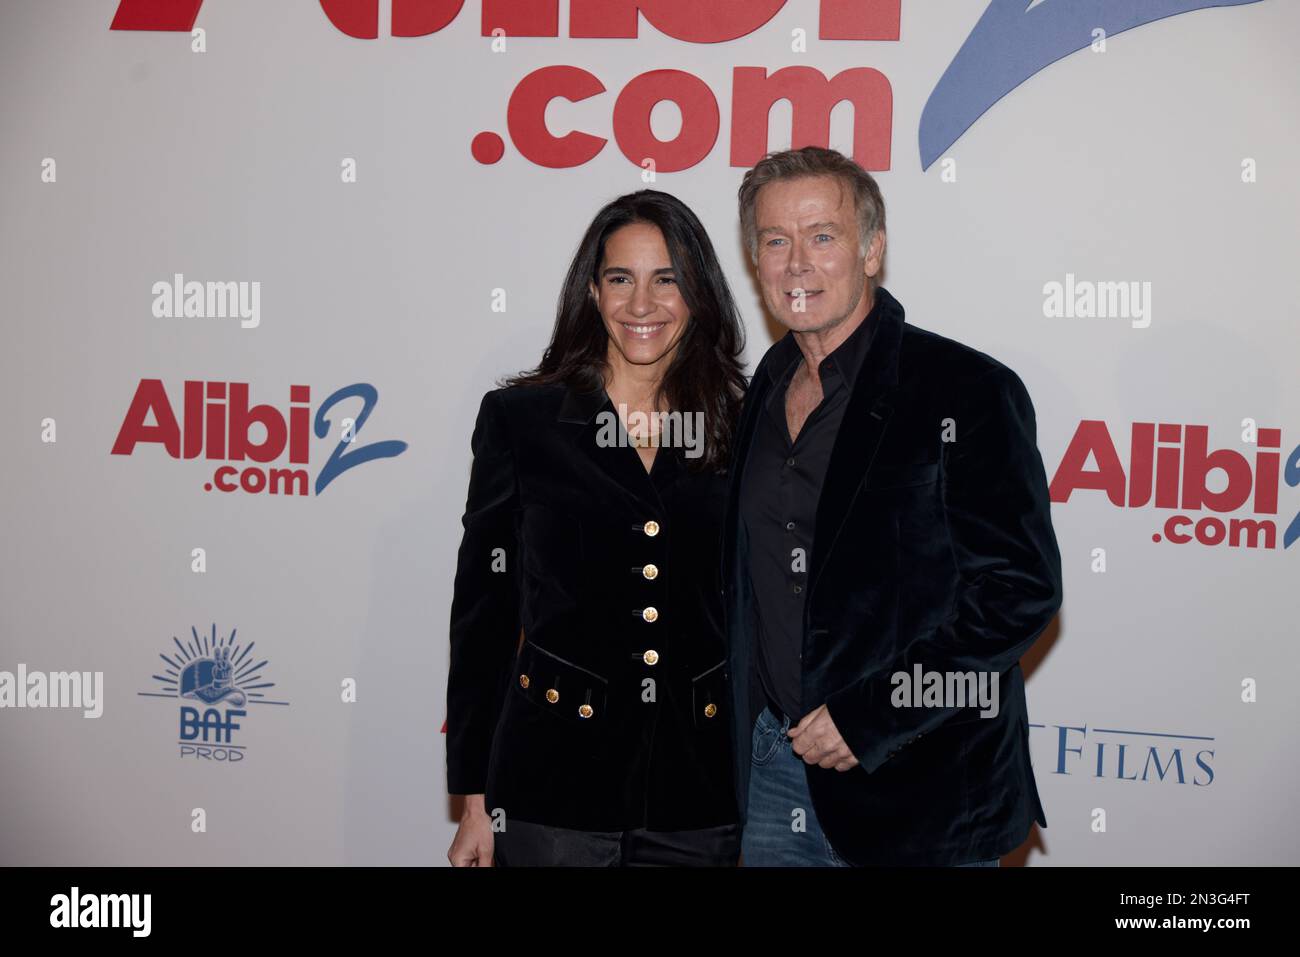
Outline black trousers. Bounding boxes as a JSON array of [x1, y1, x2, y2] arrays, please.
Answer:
[[493, 819, 741, 867]]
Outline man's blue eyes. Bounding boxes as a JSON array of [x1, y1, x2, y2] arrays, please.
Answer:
[[766, 234, 833, 246]]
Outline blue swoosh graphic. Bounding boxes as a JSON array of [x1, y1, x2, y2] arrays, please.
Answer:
[[919, 0, 1267, 170]]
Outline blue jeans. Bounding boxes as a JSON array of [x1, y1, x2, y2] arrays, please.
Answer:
[[741, 706, 1000, 867]]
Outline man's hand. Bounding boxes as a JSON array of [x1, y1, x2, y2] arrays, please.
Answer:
[[448, 794, 495, 866], [788, 705, 859, 771]]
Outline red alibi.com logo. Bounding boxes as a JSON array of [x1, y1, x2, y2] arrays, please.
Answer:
[[110, 379, 407, 496], [1049, 422, 1300, 551]]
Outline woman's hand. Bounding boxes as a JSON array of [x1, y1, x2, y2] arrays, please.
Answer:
[[448, 794, 495, 866]]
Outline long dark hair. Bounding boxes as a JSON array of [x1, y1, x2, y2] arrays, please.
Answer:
[[505, 190, 747, 473]]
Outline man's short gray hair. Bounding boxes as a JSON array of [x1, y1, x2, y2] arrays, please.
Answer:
[[738, 146, 886, 263]]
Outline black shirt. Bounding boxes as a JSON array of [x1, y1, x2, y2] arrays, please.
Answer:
[[738, 296, 884, 722]]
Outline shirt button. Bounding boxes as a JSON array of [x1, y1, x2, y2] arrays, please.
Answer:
[[786, 457, 795, 467], [641, 563, 659, 580], [642, 649, 660, 666], [641, 607, 659, 623], [785, 521, 795, 531], [793, 584, 803, 594], [642, 520, 660, 537]]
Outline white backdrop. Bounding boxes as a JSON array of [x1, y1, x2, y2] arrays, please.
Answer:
[[2, 0, 1297, 865]]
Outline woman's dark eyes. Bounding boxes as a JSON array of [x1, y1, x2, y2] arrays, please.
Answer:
[[605, 275, 677, 285]]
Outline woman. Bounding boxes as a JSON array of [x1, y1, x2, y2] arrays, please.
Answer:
[[445, 190, 747, 866]]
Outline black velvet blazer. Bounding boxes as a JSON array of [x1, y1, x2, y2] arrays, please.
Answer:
[[446, 382, 738, 832], [723, 287, 1063, 866]]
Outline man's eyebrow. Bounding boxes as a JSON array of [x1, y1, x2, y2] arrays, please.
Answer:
[[756, 222, 840, 237]]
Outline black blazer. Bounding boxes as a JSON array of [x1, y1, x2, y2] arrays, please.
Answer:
[[723, 287, 1063, 865], [447, 383, 738, 832]]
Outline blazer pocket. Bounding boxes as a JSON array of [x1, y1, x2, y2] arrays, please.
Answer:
[[513, 640, 608, 724], [690, 659, 728, 729], [863, 461, 939, 490]]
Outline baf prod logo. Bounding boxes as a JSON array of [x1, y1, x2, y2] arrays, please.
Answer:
[[1049, 421, 1300, 551], [138, 624, 289, 763], [110, 380, 407, 497]]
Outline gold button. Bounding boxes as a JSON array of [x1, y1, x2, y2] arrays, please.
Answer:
[[545, 688, 559, 704], [519, 674, 530, 689], [643, 520, 660, 537], [704, 703, 717, 718], [642, 563, 659, 580], [642, 649, 660, 666], [578, 704, 594, 719], [641, 607, 659, 623]]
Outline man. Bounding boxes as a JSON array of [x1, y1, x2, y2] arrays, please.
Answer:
[[724, 146, 1062, 866]]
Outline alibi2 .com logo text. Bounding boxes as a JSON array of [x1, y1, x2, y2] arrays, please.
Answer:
[[1050, 420, 1300, 550], [138, 623, 288, 763], [110, 379, 407, 495]]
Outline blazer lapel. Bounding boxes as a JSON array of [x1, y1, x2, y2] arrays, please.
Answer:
[[807, 294, 905, 594], [558, 383, 662, 512], [724, 287, 908, 598], [722, 358, 774, 595]]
